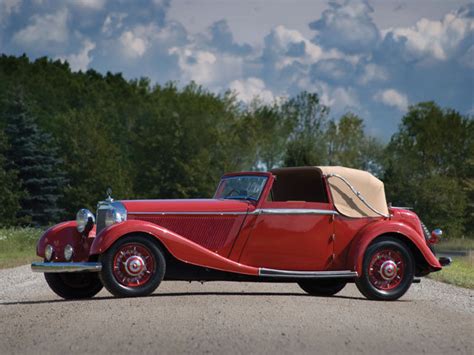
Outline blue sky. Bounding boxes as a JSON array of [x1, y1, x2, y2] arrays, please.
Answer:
[[1, 0, 473, 140]]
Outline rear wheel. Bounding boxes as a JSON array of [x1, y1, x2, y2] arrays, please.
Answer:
[[356, 237, 414, 301], [99, 235, 166, 297], [44, 272, 103, 299], [298, 279, 347, 296]]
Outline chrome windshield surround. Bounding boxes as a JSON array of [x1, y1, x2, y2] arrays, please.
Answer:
[[326, 173, 390, 218], [259, 268, 358, 279], [129, 209, 338, 216], [31, 262, 102, 273]]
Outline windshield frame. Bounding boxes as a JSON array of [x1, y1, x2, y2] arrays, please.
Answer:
[[214, 174, 269, 203]]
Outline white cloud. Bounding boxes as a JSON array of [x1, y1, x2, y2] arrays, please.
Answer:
[[170, 46, 244, 87], [117, 21, 188, 60], [120, 31, 147, 58], [0, 0, 21, 25], [358, 63, 388, 84], [384, 7, 474, 61], [102, 13, 127, 36], [263, 25, 327, 69], [229, 77, 274, 104], [59, 39, 95, 71], [13, 9, 69, 49], [69, 0, 106, 10], [309, 0, 380, 53], [374, 89, 409, 111]]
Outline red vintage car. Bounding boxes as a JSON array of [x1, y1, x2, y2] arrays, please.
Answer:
[[32, 166, 450, 301]]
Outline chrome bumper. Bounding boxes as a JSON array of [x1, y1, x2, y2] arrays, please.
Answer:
[[31, 262, 102, 273]]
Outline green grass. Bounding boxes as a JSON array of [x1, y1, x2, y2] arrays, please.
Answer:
[[435, 237, 474, 252], [0, 228, 42, 269], [428, 254, 474, 289]]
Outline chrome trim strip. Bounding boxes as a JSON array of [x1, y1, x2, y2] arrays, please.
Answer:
[[259, 268, 358, 279], [130, 209, 338, 216], [130, 211, 248, 216], [31, 262, 102, 273], [252, 208, 338, 215], [326, 173, 390, 218]]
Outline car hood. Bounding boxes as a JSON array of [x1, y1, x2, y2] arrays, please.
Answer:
[[120, 199, 251, 214]]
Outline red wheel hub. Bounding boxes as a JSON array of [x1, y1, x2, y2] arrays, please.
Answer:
[[112, 243, 155, 287], [368, 249, 404, 291]]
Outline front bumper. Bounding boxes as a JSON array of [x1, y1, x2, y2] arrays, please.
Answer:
[[31, 262, 102, 273]]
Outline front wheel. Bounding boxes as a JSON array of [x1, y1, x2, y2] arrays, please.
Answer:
[[355, 237, 414, 301], [298, 279, 347, 296], [44, 272, 103, 299], [99, 235, 166, 297]]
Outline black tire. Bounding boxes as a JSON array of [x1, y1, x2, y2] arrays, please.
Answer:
[[298, 279, 347, 296], [99, 235, 166, 297], [355, 237, 414, 301], [44, 272, 103, 299]]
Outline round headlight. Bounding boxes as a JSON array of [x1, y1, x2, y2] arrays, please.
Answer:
[[76, 208, 95, 233], [45, 244, 54, 261], [64, 244, 74, 261]]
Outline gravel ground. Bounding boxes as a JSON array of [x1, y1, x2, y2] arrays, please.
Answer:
[[0, 265, 472, 355]]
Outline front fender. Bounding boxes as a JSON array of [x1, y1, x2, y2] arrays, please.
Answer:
[[36, 221, 95, 262], [348, 220, 442, 275], [90, 220, 259, 276]]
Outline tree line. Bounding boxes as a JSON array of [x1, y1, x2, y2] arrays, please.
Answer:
[[0, 55, 472, 238]]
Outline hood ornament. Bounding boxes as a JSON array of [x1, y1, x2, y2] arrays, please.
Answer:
[[105, 187, 114, 202]]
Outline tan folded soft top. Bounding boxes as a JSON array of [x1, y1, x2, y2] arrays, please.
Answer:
[[317, 166, 389, 218], [271, 166, 389, 218]]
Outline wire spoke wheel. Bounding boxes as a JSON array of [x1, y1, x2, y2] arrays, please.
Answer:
[[356, 237, 414, 301], [100, 235, 166, 297], [368, 249, 404, 291], [112, 243, 156, 287]]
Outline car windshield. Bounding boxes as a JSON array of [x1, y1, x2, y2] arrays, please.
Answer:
[[214, 175, 268, 202]]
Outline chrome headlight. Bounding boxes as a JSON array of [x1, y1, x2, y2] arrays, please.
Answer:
[[76, 208, 95, 233], [64, 244, 74, 261], [45, 244, 54, 261]]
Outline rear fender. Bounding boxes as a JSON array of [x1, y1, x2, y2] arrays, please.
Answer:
[[348, 220, 442, 275], [90, 220, 259, 276]]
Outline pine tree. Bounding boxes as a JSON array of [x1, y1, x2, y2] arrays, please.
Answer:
[[0, 129, 22, 225], [4, 92, 67, 226]]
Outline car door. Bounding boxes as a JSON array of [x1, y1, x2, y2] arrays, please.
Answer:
[[238, 200, 336, 271]]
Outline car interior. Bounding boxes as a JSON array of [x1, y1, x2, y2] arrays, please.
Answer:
[[268, 168, 329, 203]]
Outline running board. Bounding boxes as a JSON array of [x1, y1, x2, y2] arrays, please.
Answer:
[[259, 268, 358, 279]]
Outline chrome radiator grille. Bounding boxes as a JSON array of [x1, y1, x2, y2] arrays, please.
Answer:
[[96, 208, 108, 234]]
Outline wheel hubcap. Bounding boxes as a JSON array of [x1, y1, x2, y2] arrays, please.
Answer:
[[380, 260, 397, 281], [368, 249, 404, 291], [112, 243, 155, 287]]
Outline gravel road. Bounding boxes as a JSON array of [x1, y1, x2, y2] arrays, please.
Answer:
[[0, 265, 472, 354]]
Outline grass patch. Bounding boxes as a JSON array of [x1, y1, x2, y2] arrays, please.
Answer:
[[435, 237, 474, 252], [0, 228, 42, 269], [429, 254, 474, 289]]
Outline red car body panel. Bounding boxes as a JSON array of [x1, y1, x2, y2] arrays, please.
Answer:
[[89, 219, 259, 276], [238, 201, 335, 270], [121, 199, 251, 213], [36, 221, 96, 262]]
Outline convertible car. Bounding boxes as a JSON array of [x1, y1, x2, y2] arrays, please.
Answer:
[[32, 166, 450, 301]]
